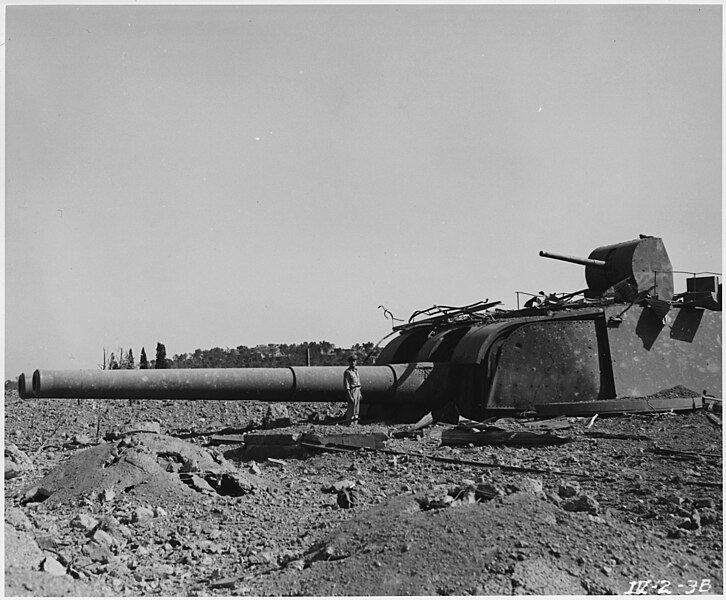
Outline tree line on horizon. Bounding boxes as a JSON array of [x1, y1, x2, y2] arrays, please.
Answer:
[[102, 341, 380, 370]]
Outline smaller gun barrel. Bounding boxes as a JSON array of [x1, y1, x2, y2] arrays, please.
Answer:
[[539, 250, 606, 269]]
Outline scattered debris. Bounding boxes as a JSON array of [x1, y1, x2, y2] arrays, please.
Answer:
[[562, 494, 600, 515], [304, 432, 388, 450], [582, 431, 652, 441], [69, 513, 99, 532], [5, 443, 33, 480], [210, 576, 239, 589], [705, 412, 722, 426], [392, 412, 435, 438], [263, 404, 292, 429], [649, 445, 721, 460], [535, 396, 704, 418], [558, 482, 581, 498], [441, 427, 573, 447], [105, 420, 161, 440], [5, 391, 722, 597]]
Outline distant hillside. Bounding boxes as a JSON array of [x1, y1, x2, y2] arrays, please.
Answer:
[[170, 341, 380, 369]]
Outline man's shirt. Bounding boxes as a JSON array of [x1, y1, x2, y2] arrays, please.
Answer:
[[344, 367, 360, 390]]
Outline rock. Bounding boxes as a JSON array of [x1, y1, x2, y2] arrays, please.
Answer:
[[677, 518, 697, 531], [5, 442, 32, 467], [154, 507, 167, 517], [91, 528, 115, 546], [562, 494, 600, 515], [558, 482, 580, 498], [6, 460, 22, 479], [84, 540, 114, 564], [416, 491, 454, 510], [124, 421, 161, 435], [41, 555, 68, 576], [664, 494, 684, 506], [156, 564, 175, 578], [690, 509, 701, 529], [6, 444, 33, 479], [5, 523, 44, 570], [99, 515, 131, 542], [323, 479, 356, 493], [70, 514, 99, 532], [698, 507, 719, 525], [476, 482, 505, 501], [249, 461, 263, 476], [210, 576, 238, 589], [511, 476, 544, 497], [692, 497, 715, 509], [263, 404, 292, 429], [180, 458, 200, 473], [545, 492, 563, 507], [248, 550, 277, 565], [337, 488, 358, 509], [36, 534, 60, 550], [132, 507, 155, 524], [22, 485, 53, 504], [100, 488, 116, 503], [452, 488, 478, 505], [221, 472, 257, 494], [5, 507, 34, 530], [184, 474, 217, 495], [286, 559, 305, 571]]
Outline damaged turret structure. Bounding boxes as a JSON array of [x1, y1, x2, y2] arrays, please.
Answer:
[[20, 236, 721, 421]]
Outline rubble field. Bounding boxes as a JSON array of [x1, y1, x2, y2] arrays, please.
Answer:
[[4, 390, 723, 596]]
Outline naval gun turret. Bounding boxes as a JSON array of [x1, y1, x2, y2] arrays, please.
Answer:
[[20, 236, 721, 421], [540, 234, 674, 300]]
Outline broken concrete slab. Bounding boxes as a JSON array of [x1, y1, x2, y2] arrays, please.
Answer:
[[243, 432, 303, 445], [535, 396, 704, 418], [303, 432, 388, 450], [441, 428, 572, 447]]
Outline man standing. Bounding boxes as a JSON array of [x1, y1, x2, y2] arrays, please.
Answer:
[[344, 355, 362, 426]]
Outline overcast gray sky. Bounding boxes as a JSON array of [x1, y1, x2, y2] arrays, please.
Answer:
[[4, 3, 722, 377]]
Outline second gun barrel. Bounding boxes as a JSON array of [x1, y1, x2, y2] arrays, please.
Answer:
[[539, 250, 606, 269]]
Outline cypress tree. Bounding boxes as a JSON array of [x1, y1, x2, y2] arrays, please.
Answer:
[[155, 342, 168, 369]]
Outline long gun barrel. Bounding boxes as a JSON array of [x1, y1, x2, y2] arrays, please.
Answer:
[[538, 251, 606, 269], [28, 364, 448, 405]]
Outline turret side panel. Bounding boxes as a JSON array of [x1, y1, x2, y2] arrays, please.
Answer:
[[487, 320, 606, 409], [605, 305, 722, 397]]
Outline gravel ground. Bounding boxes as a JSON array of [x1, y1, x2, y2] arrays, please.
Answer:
[[4, 390, 723, 596]]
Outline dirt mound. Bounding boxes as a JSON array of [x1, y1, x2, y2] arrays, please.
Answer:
[[255, 490, 712, 595], [20, 433, 268, 507]]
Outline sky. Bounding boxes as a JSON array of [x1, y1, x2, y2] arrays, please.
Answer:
[[4, 3, 723, 378]]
